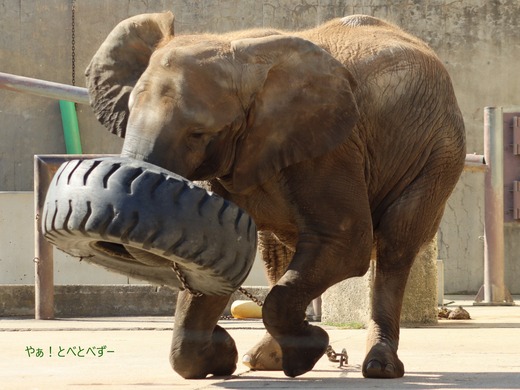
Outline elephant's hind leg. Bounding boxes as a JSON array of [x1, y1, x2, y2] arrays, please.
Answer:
[[362, 246, 411, 378], [364, 149, 463, 378], [170, 291, 237, 379], [242, 331, 283, 370], [242, 231, 291, 371]]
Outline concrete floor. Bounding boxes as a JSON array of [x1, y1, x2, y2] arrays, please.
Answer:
[[1, 296, 520, 389]]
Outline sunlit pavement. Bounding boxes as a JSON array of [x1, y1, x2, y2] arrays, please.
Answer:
[[1, 296, 519, 389]]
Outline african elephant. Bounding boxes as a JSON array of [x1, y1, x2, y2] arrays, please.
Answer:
[[85, 12, 465, 379]]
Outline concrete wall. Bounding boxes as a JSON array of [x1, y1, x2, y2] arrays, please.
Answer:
[[1, 0, 519, 293], [0, 192, 130, 284]]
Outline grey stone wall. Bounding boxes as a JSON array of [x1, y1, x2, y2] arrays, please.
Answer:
[[1, 0, 519, 293]]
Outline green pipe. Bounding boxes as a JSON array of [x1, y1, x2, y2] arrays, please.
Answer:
[[59, 100, 83, 154]]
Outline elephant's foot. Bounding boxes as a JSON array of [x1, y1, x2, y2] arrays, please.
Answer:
[[242, 332, 283, 370], [278, 323, 329, 377], [208, 325, 238, 377], [362, 342, 404, 378], [170, 325, 238, 379]]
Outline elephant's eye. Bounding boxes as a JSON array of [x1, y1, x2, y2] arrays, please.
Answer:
[[186, 131, 210, 150], [189, 132, 205, 140], [188, 127, 211, 141]]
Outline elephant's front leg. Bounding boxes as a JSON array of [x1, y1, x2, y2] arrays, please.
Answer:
[[263, 229, 373, 378], [170, 291, 237, 379], [263, 280, 330, 378]]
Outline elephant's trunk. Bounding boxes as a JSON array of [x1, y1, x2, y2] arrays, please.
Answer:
[[121, 131, 191, 178], [121, 133, 156, 162]]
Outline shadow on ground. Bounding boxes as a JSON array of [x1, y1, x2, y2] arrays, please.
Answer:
[[213, 370, 520, 389]]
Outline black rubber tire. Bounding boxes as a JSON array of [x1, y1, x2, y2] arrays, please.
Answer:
[[42, 157, 257, 295]]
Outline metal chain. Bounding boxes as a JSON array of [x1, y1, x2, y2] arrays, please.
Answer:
[[238, 287, 263, 307], [326, 345, 348, 367], [71, 0, 76, 86], [170, 262, 264, 305], [171, 263, 203, 297]]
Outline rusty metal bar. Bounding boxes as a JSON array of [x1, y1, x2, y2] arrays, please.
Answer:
[[474, 107, 515, 306], [34, 155, 113, 319], [34, 156, 56, 319], [0, 71, 89, 105], [464, 153, 486, 172]]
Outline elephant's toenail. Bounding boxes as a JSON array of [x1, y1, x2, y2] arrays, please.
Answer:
[[367, 360, 382, 371], [242, 354, 252, 367], [384, 363, 395, 374]]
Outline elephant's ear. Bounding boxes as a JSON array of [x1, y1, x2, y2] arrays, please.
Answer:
[[230, 35, 359, 192], [85, 12, 174, 138]]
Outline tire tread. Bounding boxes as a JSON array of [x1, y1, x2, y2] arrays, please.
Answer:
[[83, 160, 102, 185], [78, 201, 93, 236], [102, 163, 121, 188]]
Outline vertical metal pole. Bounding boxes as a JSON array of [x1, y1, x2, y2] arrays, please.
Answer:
[[474, 107, 514, 305], [34, 156, 55, 319], [484, 106, 504, 302]]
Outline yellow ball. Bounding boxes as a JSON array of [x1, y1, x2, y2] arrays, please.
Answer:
[[230, 300, 263, 319]]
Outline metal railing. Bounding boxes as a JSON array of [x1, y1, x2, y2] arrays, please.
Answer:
[[0, 71, 89, 104]]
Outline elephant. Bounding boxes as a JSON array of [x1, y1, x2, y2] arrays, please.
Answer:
[[85, 12, 466, 379]]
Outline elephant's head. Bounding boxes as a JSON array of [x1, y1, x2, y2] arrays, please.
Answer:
[[86, 12, 359, 193]]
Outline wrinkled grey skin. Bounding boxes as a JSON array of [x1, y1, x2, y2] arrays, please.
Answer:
[[86, 12, 465, 379]]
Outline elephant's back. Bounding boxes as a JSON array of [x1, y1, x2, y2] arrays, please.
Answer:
[[300, 15, 440, 80], [302, 15, 461, 128]]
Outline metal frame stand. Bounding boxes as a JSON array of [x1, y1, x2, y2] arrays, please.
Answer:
[[34, 155, 111, 319], [474, 107, 518, 306]]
